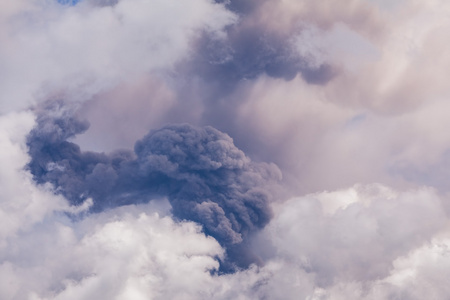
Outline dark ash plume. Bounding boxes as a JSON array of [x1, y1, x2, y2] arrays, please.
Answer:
[[134, 124, 278, 245], [27, 102, 281, 270], [183, 0, 337, 89]]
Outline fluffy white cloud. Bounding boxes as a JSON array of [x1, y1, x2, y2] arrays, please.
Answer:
[[0, 202, 228, 300], [227, 184, 449, 299], [0, 112, 67, 243], [266, 184, 446, 283]]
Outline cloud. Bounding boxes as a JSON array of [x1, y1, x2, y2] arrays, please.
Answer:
[[0, 202, 226, 299], [26, 101, 281, 269], [0, 113, 221, 299], [0, 114, 306, 298], [0, 111, 68, 244], [265, 184, 446, 284], [205, 184, 448, 299], [0, 0, 236, 113], [72, 75, 179, 151], [4, 0, 450, 298], [70, 0, 450, 195]]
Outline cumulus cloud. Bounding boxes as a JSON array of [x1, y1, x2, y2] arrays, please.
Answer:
[[3, 207, 225, 300], [0, 111, 67, 243], [212, 184, 449, 299], [265, 185, 446, 283]]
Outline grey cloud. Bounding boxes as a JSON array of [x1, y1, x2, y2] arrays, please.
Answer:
[[215, 0, 263, 14], [26, 102, 281, 270], [134, 124, 278, 247], [173, 0, 339, 117], [183, 20, 337, 89], [87, 0, 119, 6]]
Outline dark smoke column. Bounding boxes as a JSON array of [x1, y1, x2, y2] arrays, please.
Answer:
[[135, 124, 279, 246], [27, 103, 281, 271]]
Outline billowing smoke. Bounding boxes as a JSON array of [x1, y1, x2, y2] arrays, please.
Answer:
[[203, 0, 337, 84], [27, 101, 281, 269], [175, 0, 338, 116]]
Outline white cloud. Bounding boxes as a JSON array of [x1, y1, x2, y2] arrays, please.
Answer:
[[0, 0, 236, 113], [0, 111, 67, 244], [258, 184, 447, 291], [0, 204, 226, 300]]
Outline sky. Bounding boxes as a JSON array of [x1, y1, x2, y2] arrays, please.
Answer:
[[2, 0, 450, 299]]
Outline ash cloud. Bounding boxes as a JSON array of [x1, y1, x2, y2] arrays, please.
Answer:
[[172, 0, 338, 117], [183, 8, 336, 89], [26, 101, 280, 270]]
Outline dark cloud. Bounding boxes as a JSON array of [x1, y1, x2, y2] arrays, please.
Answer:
[[184, 23, 336, 92], [215, 0, 264, 14], [164, 0, 337, 165], [87, 0, 119, 6], [183, 0, 336, 90], [26, 101, 281, 271]]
